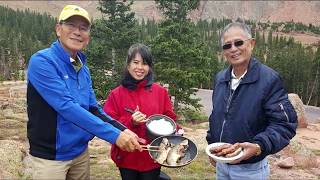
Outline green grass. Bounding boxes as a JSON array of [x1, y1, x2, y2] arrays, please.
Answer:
[[0, 118, 27, 141], [0, 102, 214, 179], [178, 120, 208, 129], [88, 148, 216, 180], [89, 147, 121, 180], [88, 143, 216, 180], [177, 108, 208, 124], [311, 149, 320, 156], [162, 151, 216, 180]]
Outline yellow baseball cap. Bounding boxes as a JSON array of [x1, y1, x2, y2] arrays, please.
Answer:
[[58, 5, 91, 25]]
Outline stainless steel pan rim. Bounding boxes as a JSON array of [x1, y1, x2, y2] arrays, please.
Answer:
[[148, 135, 198, 168]]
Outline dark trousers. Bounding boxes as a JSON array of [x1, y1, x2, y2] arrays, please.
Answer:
[[119, 167, 161, 180]]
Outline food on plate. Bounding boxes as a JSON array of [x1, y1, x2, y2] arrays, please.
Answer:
[[155, 138, 172, 164], [225, 147, 242, 158], [209, 144, 231, 155], [154, 139, 189, 166], [148, 118, 174, 135], [209, 143, 242, 158], [166, 140, 189, 166]]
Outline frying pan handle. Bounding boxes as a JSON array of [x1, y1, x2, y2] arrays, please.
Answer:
[[175, 129, 184, 136]]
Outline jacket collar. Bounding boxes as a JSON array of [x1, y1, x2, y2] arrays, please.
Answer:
[[51, 40, 87, 65], [121, 71, 153, 90], [221, 57, 260, 84]]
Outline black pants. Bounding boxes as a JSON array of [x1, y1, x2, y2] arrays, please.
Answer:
[[119, 167, 161, 180]]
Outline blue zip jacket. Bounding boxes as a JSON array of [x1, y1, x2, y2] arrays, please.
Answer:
[[27, 40, 124, 160], [206, 58, 297, 164]]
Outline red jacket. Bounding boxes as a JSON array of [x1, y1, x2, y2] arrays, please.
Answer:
[[103, 80, 177, 171]]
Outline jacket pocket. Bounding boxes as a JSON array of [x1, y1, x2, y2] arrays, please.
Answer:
[[279, 103, 289, 122], [111, 145, 128, 165], [279, 100, 296, 123]]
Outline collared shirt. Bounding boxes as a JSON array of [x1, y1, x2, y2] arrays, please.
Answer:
[[231, 69, 247, 90], [70, 56, 83, 72]]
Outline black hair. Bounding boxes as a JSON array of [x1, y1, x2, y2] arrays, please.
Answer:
[[126, 43, 154, 67], [121, 43, 154, 90]]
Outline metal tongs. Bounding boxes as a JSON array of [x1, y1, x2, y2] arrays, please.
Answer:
[[141, 145, 160, 152]]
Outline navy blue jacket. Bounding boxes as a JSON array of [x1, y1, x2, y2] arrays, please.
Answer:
[[27, 40, 125, 160], [206, 58, 297, 164]]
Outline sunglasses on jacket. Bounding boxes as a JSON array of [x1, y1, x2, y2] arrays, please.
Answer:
[[222, 39, 251, 50]]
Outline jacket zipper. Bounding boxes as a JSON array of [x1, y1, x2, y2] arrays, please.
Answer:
[[77, 72, 80, 89], [219, 77, 244, 142], [72, 59, 82, 89], [219, 120, 226, 142], [75, 63, 81, 89], [279, 103, 289, 122], [219, 83, 235, 142]]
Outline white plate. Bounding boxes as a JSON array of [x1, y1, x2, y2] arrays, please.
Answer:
[[205, 142, 243, 163]]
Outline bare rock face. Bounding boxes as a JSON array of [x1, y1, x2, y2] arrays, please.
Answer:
[[0, 81, 31, 179], [1, 1, 320, 26], [277, 157, 295, 169], [288, 93, 308, 128]]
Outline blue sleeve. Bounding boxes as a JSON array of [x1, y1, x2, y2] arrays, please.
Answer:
[[253, 75, 297, 155], [28, 53, 121, 144], [89, 105, 127, 131], [86, 69, 127, 131], [87, 69, 99, 108]]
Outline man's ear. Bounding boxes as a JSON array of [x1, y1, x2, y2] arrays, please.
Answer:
[[55, 24, 61, 38], [86, 36, 90, 45], [250, 38, 256, 50]]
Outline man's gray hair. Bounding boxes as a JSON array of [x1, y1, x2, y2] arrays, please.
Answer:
[[220, 22, 252, 47]]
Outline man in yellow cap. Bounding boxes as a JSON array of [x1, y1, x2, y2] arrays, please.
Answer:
[[27, 5, 142, 180]]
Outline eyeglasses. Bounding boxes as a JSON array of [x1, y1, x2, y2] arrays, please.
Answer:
[[60, 21, 90, 33], [222, 39, 251, 50]]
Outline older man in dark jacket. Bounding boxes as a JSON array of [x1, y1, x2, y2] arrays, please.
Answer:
[[206, 22, 297, 180]]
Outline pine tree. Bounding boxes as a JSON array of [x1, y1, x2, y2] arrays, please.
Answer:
[[0, 5, 55, 80], [86, 0, 138, 99], [151, 0, 218, 111]]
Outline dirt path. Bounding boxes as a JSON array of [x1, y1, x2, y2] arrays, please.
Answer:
[[196, 89, 320, 123], [294, 123, 320, 151], [305, 106, 320, 123]]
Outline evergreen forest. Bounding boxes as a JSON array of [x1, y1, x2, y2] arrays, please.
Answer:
[[0, 0, 320, 112]]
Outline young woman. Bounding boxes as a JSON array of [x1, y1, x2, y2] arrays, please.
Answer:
[[103, 43, 180, 180]]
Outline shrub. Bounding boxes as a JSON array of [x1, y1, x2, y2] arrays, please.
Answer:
[[177, 107, 208, 124]]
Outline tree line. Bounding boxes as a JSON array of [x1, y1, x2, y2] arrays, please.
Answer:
[[0, 1, 319, 110], [0, 5, 56, 80]]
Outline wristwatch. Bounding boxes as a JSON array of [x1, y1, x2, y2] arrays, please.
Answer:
[[254, 143, 262, 156]]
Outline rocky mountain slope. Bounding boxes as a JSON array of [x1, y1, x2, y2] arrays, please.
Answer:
[[0, 1, 319, 25]]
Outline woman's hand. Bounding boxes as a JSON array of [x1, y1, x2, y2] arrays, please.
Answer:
[[131, 106, 148, 125], [132, 111, 148, 125]]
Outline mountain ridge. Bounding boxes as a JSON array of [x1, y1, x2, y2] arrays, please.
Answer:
[[0, 1, 319, 25]]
